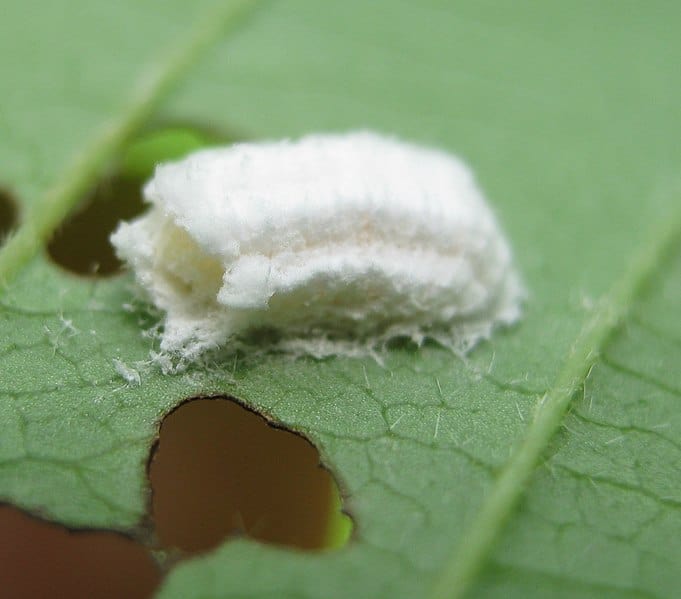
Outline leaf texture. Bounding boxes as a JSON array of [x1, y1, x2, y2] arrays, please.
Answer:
[[1, 1, 680, 598]]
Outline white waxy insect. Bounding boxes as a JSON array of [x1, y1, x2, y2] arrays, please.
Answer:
[[111, 131, 523, 361]]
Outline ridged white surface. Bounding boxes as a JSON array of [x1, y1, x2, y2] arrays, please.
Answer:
[[111, 132, 523, 360]]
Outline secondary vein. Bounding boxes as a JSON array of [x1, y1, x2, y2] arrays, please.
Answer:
[[430, 203, 681, 599], [0, 0, 263, 290]]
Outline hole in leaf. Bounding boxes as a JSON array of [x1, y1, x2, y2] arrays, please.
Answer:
[[46, 126, 212, 277], [0, 188, 19, 246], [47, 175, 145, 276], [0, 505, 160, 599], [119, 126, 213, 181], [149, 397, 352, 555]]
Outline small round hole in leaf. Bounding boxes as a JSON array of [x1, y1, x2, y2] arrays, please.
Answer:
[[46, 126, 213, 277], [0, 188, 19, 246], [149, 398, 352, 555], [47, 175, 145, 276], [0, 505, 160, 599]]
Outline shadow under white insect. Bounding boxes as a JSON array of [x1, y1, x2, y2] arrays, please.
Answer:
[[111, 131, 524, 361]]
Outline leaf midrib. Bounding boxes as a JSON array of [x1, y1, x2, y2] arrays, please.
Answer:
[[431, 204, 681, 599], [0, 0, 263, 290], [2, 3, 679, 596]]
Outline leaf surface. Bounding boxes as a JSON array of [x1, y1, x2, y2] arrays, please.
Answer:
[[1, 1, 680, 598]]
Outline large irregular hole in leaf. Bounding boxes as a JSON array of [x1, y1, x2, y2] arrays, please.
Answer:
[[0, 188, 19, 246], [46, 127, 211, 277], [0, 505, 160, 599], [149, 397, 352, 554]]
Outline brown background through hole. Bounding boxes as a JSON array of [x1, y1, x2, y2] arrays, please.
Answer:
[[0, 189, 18, 244], [0, 505, 160, 599], [47, 176, 145, 276], [150, 398, 339, 554]]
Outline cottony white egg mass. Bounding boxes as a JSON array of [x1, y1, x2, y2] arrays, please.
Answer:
[[111, 131, 523, 360]]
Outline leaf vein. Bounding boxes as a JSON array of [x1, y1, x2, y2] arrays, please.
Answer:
[[430, 204, 681, 598]]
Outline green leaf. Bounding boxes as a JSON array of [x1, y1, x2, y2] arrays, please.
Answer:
[[2, 1, 681, 599]]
